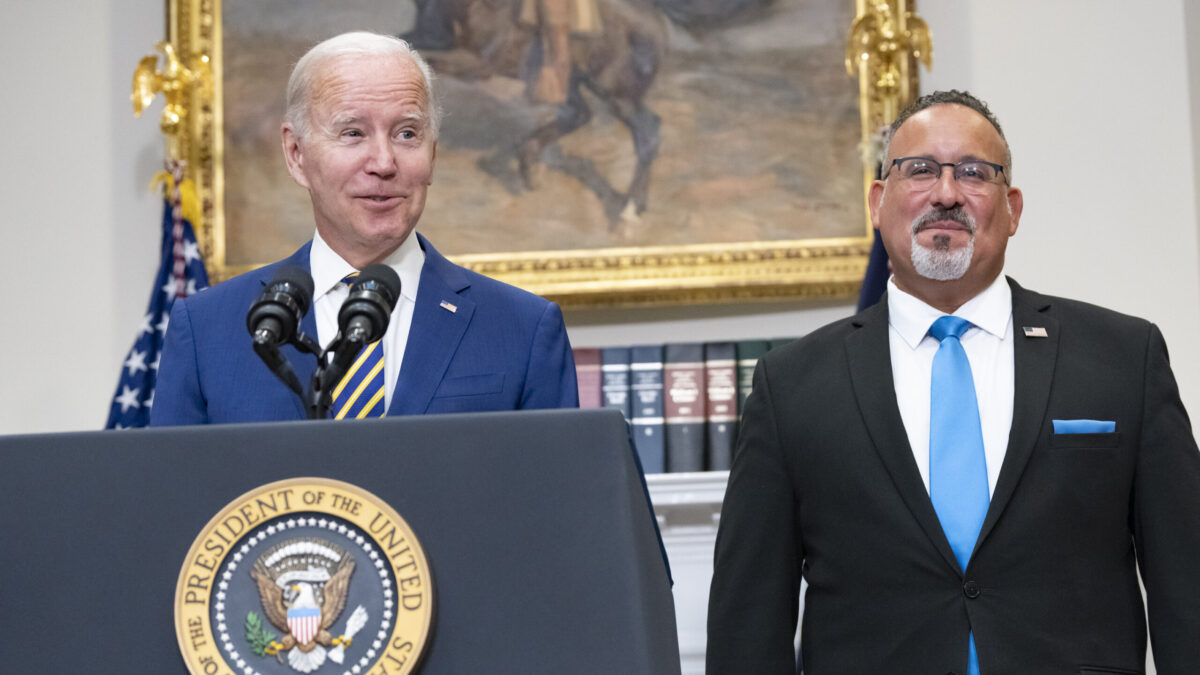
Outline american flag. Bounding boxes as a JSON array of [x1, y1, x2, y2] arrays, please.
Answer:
[[105, 160, 209, 429]]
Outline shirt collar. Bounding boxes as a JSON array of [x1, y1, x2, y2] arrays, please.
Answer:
[[887, 272, 1012, 349], [309, 230, 424, 303]]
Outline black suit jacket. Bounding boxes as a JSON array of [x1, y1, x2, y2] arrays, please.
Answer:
[[707, 279, 1200, 674]]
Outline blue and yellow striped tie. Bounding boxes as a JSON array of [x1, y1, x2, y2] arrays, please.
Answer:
[[331, 274, 386, 419]]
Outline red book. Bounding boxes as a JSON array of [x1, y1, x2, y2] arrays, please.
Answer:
[[574, 348, 603, 409]]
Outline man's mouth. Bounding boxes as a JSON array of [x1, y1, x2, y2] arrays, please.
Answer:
[[912, 207, 974, 235], [916, 220, 971, 233]]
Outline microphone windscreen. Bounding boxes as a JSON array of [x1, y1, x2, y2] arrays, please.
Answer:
[[269, 265, 315, 313], [355, 264, 402, 306]]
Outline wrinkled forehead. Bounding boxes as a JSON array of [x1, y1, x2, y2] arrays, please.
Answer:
[[889, 103, 1007, 163], [308, 52, 430, 116]]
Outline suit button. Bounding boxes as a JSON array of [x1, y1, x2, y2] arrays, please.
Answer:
[[963, 580, 981, 598]]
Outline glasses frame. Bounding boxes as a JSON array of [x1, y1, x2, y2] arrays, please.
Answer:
[[885, 157, 1009, 186]]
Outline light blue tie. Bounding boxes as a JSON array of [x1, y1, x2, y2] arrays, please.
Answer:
[[928, 315, 989, 675], [330, 274, 386, 419]]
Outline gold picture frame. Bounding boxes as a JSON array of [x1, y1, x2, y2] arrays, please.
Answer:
[[153, 0, 927, 308]]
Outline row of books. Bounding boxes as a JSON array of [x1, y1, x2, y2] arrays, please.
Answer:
[[574, 339, 797, 474]]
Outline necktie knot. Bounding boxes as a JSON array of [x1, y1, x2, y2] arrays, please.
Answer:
[[930, 315, 972, 342]]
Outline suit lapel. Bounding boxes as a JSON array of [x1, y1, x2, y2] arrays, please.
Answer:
[[975, 279, 1058, 547], [388, 235, 475, 416], [845, 300, 963, 573]]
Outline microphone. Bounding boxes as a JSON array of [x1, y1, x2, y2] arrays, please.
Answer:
[[246, 266, 314, 348], [246, 266, 314, 399], [339, 264, 402, 345], [321, 264, 402, 394]]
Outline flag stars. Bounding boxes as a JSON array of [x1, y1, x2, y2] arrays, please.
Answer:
[[138, 313, 154, 335], [161, 278, 181, 301], [150, 353, 161, 371], [114, 385, 141, 413], [157, 314, 170, 335], [161, 278, 197, 301], [124, 349, 148, 376], [183, 239, 202, 263]]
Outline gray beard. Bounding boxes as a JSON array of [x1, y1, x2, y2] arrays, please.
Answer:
[[911, 231, 973, 280]]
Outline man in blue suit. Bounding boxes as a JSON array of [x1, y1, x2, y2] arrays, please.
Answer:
[[151, 31, 578, 425]]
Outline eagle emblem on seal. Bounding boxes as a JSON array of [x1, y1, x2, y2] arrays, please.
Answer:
[[250, 538, 368, 673]]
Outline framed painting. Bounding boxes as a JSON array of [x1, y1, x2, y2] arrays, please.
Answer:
[[160, 0, 924, 306]]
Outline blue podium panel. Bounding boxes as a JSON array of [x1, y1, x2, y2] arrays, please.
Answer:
[[0, 408, 679, 674]]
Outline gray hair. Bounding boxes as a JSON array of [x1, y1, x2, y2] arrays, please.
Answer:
[[284, 31, 442, 140], [882, 89, 1012, 179]]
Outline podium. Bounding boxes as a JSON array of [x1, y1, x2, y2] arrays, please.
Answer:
[[0, 408, 679, 674]]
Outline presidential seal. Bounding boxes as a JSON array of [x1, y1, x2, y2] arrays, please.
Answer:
[[176, 478, 433, 675]]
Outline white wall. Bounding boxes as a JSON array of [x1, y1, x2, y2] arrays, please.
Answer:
[[0, 0, 163, 434]]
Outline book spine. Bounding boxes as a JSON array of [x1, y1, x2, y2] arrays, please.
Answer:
[[735, 340, 770, 420], [664, 342, 706, 473], [705, 342, 738, 471], [573, 347, 603, 409], [629, 345, 665, 474], [600, 346, 632, 420]]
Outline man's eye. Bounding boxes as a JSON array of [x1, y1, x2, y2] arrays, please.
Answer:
[[906, 162, 936, 177], [397, 129, 416, 140], [343, 129, 363, 138], [956, 163, 988, 181]]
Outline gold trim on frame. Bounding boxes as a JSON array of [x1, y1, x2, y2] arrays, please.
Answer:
[[146, 0, 928, 308]]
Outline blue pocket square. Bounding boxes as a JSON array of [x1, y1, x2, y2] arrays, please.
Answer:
[[1052, 419, 1116, 434]]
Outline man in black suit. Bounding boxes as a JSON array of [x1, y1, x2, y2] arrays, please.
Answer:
[[707, 90, 1200, 674]]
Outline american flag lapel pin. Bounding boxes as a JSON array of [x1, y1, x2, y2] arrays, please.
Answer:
[[1022, 326, 1048, 338], [440, 300, 458, 313]]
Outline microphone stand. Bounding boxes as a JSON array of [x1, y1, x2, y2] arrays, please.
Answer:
[[291, 332, 335, 420], [255, 329, 348, 420]]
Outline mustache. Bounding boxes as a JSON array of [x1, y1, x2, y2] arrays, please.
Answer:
[[911, 206, 975, 235]]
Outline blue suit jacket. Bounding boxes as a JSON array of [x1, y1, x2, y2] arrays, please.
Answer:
[[150, 234, 578, 425]]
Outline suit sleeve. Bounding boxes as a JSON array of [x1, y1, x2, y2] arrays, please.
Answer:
[[517, 300, 579, 409], [149, 299, 209, 426], [707, 359, 802, 674], [1133, 323, 1200, 671]]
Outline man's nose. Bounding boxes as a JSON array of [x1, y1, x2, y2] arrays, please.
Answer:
[[364, 137, 397, 177], [929, 165, 965, 208]]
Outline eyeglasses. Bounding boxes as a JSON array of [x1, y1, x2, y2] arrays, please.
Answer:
[[885, 157, 1008, 190]]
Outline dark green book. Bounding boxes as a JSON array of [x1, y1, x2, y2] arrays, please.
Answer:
[[735, 340, 770, 419]]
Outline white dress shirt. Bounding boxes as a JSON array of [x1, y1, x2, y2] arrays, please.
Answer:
[[887, 273, 1014, 497], [309, 230, 424, 411]]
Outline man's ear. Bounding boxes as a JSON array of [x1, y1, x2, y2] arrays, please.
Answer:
[[427, 142, 437, 185], [868, 179, 886, 231], [1006, 186, 1023, 236], [281, 124, 309, 189]]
